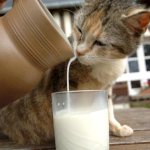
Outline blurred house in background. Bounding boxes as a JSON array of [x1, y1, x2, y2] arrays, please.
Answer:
[[1, 0, 150, 101]]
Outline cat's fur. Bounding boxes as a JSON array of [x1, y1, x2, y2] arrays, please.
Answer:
[[0, 0, 150, 144]]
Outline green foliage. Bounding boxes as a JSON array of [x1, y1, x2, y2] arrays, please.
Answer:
[[130, 102, 150, 109]]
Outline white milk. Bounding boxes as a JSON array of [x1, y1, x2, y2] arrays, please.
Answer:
[[54, 109, 109, 150], [67, 56, 77, 91]]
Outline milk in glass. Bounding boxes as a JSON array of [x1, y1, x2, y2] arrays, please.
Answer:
[[53, 109, 109, 150]]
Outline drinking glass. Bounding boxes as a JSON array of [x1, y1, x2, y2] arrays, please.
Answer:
[[52, 90, 109, 150]]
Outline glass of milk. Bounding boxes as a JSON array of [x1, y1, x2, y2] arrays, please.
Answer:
[[52, 90, 109, 150]]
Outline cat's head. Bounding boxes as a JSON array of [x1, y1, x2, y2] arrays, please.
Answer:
[[72, 0, 150, 65]]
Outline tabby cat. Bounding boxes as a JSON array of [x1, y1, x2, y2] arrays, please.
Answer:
[[0, 0, 150, 144]]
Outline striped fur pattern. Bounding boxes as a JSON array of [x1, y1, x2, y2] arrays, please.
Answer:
[[0, 0, 150, 144]]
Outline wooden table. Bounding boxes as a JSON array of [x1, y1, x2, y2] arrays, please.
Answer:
[[110, 108, 150, 150], [0, 108, 149, 150]]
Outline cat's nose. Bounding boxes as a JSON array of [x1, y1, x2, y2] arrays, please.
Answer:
[[76, 50, 84, 56]]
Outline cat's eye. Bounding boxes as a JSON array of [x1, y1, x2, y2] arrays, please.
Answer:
[[94, 40, 106, 47]]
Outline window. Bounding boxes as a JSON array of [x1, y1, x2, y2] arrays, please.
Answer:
[[129, 52, 137, 58], [143, 44, 150, 72], [131, 80, 141, 88], [144, 45, 150, 56], [128, 61, 139, 73], [145, 59, 150, 71]]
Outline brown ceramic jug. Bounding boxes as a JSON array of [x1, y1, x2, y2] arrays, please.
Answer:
[[0, 0, 73, 107]]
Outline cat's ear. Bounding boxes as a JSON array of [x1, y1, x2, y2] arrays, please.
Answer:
[[122, 11, 150, 34]]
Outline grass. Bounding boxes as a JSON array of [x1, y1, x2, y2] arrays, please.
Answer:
[[130, 102, 150, 109]]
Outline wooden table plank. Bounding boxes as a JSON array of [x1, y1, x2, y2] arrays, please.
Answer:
[[111, 143, 150, 150], [110, 130, 150, 145], [114, 108, 150, 130], [0, 143, 55, 150]]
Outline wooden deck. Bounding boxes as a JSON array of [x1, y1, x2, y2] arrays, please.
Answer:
[[110, 108, 150, 150], [0, 108, 149, 150]]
